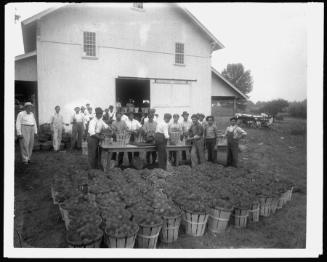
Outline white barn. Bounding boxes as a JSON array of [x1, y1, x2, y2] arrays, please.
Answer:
[[15, 3, 247, 126]]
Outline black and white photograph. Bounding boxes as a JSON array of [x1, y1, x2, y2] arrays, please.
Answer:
[[4, 2, 323, 258]]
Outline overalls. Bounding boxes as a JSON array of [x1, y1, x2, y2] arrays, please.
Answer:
[[226, 127, 239, 167]]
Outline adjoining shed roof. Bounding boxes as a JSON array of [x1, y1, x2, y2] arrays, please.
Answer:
[[21, 3, 224, 52], [211, 67, 248, 100]]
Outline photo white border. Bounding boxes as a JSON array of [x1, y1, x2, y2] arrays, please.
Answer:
[[4, 2, 323, 258]]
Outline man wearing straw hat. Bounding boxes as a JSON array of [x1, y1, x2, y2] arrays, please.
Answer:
[[87, 107, 110, 169], [16, 102, 38, 164]]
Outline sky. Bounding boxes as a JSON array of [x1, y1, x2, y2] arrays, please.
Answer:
[[9, 2, 308, 102]]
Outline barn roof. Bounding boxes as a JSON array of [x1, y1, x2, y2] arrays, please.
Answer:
[[21, 3, 224, 51], [211, 67, 248, 100]]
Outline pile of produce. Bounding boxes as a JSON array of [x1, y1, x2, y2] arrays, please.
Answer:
[[51, 160, 294, 247]]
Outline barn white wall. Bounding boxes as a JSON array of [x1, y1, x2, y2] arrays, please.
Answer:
[[36, 3, 213, 125], [211, 72, 238, 97], [15, 56, 37, 82]]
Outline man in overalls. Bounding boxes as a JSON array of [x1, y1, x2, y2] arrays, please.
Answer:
[[223, 117, 247, 167]]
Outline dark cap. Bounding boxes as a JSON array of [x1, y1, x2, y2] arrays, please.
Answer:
[[181, 111, 189, 116], [230, 117, 237, 121], [95, 107, 103, 114], [109, 105, 114, 109], [206, 115, 214, 121], [164, 113, 172, 120], [191, 114, 198, 119]]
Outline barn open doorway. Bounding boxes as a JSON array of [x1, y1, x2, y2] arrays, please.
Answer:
[[116, 78, 150, 121], [15, 80, 38, 123]]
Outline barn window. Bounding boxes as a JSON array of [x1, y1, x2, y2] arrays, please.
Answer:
[[175, 43, 184, 65], [133, 3, 143, 9], [83, 32, 96, 57]]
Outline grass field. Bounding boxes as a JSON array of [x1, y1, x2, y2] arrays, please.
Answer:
[[13, 117, 306, 248]]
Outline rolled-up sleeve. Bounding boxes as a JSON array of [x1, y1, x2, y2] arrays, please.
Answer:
[[16, 112, 22, 136]]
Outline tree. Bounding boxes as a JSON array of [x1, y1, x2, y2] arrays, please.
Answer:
[[221, 63, 253, 95], [259, 99, 289, 119]]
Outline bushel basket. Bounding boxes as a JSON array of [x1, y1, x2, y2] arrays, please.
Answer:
[[104, 224, 139, 248], [207, 206, 233, 234], [136, 221, 162, 248], [160, 213, 182, 243], [181, 208, 208, 237], [232, 207, 248, 228], [66, 229, 103, 248]]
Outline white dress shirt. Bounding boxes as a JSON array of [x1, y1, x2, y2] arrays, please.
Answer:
[[108, 110, 116, 120], [16, 111, 38, 135], [50, 113, 64, 128], [88, 117, 109, 136], [156, 121, 170, 139], [71, 112, 84, 123], [121, 114, 128, 122], [125, 118, 142, 131]]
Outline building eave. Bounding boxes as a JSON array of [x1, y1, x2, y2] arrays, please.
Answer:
[[21, 5, 67, 26], [211, 67, 248, 100], [175, 4, 225, 51], [15, 50, 37, 61]]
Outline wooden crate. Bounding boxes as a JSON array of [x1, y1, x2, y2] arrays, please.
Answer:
[[136, 223, 162, 248], [104, 224, 139, 248], [160, 214, 181, 243], [248, 202, 260, 222], [207, 206, 233, 234], [232, 208, 248, 228], [181, 209, 208, 237], [66, 229, 103, 248]]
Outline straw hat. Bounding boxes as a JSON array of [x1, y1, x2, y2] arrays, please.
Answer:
[[24, 102, 33, 107]]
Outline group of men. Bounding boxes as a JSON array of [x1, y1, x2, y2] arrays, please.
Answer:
[[16, 102, 247, 169]]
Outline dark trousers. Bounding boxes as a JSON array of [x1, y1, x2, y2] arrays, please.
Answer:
[[155, 133, 167, 170], [191, 138, 205, 167], [146, 151, 157, 164], [112, 152, 124, 165], [226, 141, 239, 167], [87, 136, 101, 169], [71, 122, 84, 149], [205, 138, 217, 163]]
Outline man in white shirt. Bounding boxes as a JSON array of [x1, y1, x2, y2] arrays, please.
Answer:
[[50, 105, 64, 152], [144, 108, 159, 123], [16, 102, 38, 164], [108, 105, 116, 122], [155, 113, 172, 170], [87, 107, 110, 169], [125, 112, 142, 164], [70, 107, 84, 150], [180, 111, 192, 161]]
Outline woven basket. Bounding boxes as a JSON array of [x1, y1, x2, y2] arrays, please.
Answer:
[[181, 208, 208, 237], [169, 132, 181, 145], [66, 229, 103, 248], [160, 213, 182, 243], [232, 207, 248, 228], [136, 222, 162, 248], [82, 141, 88, 155], [104, 224, 139, 248], [270, 197, 279, 214], [207, 206, 233, 234], [115, 132, 131, 147], [248, 202, 260, 222], [259, 197, 273, 217]]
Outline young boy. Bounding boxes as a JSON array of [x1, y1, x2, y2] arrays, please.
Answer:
[[204, 116, 219, 163]]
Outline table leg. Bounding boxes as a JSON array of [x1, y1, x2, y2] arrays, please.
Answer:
[[176, 150, 181, 166]]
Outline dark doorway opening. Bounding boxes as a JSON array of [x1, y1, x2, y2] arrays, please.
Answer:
[[15, 81, 38, 123], [116, 78, 150, 121]]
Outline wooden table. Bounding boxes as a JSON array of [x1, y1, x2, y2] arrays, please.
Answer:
[[100, 143, 192, 171]]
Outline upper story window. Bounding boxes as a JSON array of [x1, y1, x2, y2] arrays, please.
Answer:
[[175, 42, 184, 65], [83, 31, 96, 57], [133, 3, 143, 9]]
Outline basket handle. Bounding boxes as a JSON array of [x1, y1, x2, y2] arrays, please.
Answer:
[[137, 232, 160, 239], [208, 215, 230, 221]]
